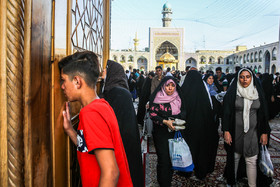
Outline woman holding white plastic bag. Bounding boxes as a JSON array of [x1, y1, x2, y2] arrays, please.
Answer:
[[149, 76, 186, 187], [222, 68, 271, 187]]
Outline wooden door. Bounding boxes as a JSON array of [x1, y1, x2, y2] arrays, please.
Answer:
[[0, 0, 110, 186], [51, 0, 110, 186]]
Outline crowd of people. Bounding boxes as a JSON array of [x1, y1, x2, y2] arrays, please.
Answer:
[[59, 51, 280, 187]]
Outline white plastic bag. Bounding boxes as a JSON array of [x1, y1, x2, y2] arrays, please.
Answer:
[[259, 145, 274, 177], [168, 131, 194, 172]]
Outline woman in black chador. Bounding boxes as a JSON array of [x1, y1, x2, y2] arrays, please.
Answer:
[[202, 73, 221, 174], [222, 68, 271, 187], [102, 60, 144, 187], [180, 70, 217, 179], [261, 73, 275, 119], [137, 72, 155, 126], [149, 76, 186, 187]]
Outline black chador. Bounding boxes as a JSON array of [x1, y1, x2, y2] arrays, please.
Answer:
[[181, 70, 218, 179], [222, 68, 271, 186], [102, 60, 144, 187], [137, 76, 153, 125]]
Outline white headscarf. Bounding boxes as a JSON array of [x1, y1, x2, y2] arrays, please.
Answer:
[[237, 68, 259, 133]]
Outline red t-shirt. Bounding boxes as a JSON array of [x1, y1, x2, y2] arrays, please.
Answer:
[[77, 99, 132, 187]]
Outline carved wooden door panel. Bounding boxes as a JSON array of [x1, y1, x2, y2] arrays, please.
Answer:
[[52, 0, 109, 186]]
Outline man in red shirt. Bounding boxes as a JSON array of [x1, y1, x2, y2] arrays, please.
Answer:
[[58, 51, 132, 187]]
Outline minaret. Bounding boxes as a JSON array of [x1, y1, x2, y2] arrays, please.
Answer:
[[133, 32, 139, 51], [162, 2, 172, 27]]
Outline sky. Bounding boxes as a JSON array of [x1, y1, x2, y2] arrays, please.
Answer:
[[111, 0, 280, 52]]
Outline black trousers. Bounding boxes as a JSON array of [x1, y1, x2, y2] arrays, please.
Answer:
[[152, 124, 175, 187]]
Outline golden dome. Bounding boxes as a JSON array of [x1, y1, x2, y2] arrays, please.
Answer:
[[159, 52, 176, 62]]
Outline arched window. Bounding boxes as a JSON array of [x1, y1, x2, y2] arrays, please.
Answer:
[[250, 53, 253, 62], [113, 55, 117, 62], [226, 59, 229, 64], [254, 66, 257, 73], [247, 53, 249, 62], [128, 55, 134, 62], [272, 47, 277, 60], [258, 65, 262, 73], [186, 58, 197, 67], [120, 55, 125, 63], [254, 52, 258, 62], [233, 57, 236, 64], [259, 51, 263, 62], [208, 56, 215, 64], [243, 54, 246, 63], [217, 57, 223, 64], [200, 56, 206, 64], [271, 64, 276, 74], [137, 56, 148, 71]]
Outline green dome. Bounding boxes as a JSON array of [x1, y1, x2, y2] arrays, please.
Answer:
[[163, 2, 172, 10]]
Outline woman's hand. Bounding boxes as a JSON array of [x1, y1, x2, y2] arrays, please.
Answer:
[[224, 131, 232, 146], [163, 120, 175, 131], [260, 134, 268, 145]]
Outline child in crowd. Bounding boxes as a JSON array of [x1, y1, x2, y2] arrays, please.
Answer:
[[59, 51, 132, 187]]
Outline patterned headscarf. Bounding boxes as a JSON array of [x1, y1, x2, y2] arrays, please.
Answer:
[[153, 79, 181, 115]]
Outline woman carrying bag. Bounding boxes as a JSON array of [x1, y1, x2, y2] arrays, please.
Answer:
[[149, 76, 186, 187], [222, 68, 271, 187]]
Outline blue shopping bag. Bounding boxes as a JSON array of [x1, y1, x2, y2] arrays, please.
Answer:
[[168, 131, 194, 172]]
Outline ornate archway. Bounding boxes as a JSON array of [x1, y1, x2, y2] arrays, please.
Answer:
[[258, 65, 262, 73], [156, 41, 178, 69], [264, 51, 270, 73], [271, 64, 276, 74], [185, 57, 197, 67], [156, 41, 178, 60], [137, 56, 148, 71]]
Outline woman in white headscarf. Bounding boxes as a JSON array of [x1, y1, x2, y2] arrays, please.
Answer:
[[222, 68, 271, 187]]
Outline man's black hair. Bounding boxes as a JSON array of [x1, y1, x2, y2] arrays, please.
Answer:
[[155, 66, 162, 70], [148, 72, 155, 77], [216, 67, 222, 72], [58, 51, 100, 88], [167, 67, 171, 72]]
